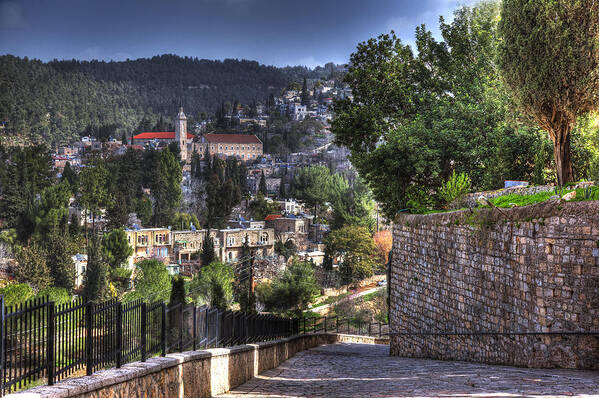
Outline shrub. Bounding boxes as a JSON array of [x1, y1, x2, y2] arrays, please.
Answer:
[[439, 171, 471, 206], [0, 283, 34, 307], [36, 287, 71, 305]]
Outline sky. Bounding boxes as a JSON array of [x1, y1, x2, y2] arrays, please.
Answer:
[[0, 0, 477, 67]]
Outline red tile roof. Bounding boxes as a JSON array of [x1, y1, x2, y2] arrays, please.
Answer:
[[264, 214, 282, 221], [133, 132, 194, 140], [204, 133, 261, 144]]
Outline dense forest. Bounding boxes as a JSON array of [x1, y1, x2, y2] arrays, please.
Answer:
[[0, 54, 343, 145]]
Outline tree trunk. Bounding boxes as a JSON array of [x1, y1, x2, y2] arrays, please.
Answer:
[[553, 129, 574, 186]]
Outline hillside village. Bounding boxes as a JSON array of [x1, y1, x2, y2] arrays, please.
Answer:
[[0, 78, 388, 316]]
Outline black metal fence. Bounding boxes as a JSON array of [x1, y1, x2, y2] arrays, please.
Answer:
[[0, 296, 297, 395], [299, 316, 389, 337]]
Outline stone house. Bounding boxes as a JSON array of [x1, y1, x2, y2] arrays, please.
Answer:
[[193, 133, 263, 162], [124, 227, 172, 266]]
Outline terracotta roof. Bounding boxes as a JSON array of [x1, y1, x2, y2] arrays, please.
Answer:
[[133, 132, 194, 140], [264, 214, 282, 221], [204, 133, 262, 144]]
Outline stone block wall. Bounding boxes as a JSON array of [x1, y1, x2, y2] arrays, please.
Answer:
[[9, 333, 384, 398], [390, 201, 599, 369]]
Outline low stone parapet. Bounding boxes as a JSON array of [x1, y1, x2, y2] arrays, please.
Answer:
[[9, 333, 387, 398]]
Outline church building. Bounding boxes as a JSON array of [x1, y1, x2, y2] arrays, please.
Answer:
[[132, 108, 193, 161]]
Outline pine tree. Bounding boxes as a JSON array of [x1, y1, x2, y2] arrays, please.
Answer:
[[278, 178, 286, 199], [83, 234, 108, 303], [301, 77, 309, 106], [14, 243, 52, 291], [46, 231, 76, 293], [169, 276, 186, 307], [259, 171, 267, 196], [201, 234, 216, 265], [69, 213, 81, 236]]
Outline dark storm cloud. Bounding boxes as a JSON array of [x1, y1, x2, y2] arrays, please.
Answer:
[[0, 0, 477, 66]]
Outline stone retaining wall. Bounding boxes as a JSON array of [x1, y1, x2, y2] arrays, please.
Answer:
[[10, 333, 386, 398], [390, 201, 599, 369]]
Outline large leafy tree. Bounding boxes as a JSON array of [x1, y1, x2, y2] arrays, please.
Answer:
[[129, 259, 171, 303], [255, 261, 319, 316], [324, 225, 377, 284], [190, 261, 234, 310], [332, 1, 550, 217], [498, 0, 599, 185], [291, 165, 348, 215]]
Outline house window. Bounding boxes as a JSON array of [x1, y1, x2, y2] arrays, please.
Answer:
[[213, 238, 220, 246], [227, 237, 235, 246], [260, 233, 268, 244], [228, 252, 234, 261]]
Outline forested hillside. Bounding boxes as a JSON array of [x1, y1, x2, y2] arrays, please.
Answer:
[[0, 54, 341, 145]]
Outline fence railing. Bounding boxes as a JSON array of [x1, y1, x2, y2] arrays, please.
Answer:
[[298, 316, 389, 337], [0, 296, 297, 396]]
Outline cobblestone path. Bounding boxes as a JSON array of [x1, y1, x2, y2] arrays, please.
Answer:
[[218, 343, 599, 397]]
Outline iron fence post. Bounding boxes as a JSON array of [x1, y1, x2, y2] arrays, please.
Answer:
[[179, 304, 183, 352], [161, 302, 167, 356], [192, 306, 197, 351], [215, 310, 220, 347], [116, 302, 123, 368], [324, 317, 327, 333], [336, 317, 339, 333], [368, 323, 371, 336], [379, 323, 382, 337], [47, 301, 55, 385], [85, 301, 93, 376], [0, 295, 4, 396], [141, 303, 147, 362]]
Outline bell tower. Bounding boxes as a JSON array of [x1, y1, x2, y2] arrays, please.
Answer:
[[175, 107, 188, 161]]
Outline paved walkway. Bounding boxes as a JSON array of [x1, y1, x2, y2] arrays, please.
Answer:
[[218, 343, 599, 398]]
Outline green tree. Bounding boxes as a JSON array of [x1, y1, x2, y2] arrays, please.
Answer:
[[169, 276, 187, 307], [0, 145, 55, 242], [301, 77, 310, 106], [152, 148, 182, 226], [101, 228, 133, 269], [82, 234, 109, 302], [498, 0, 599, 185], [170, 213, 200, 230], [45, 231, 76, 293], [278, 177, 287, 199], [79, 159, 110, 231], [14, 243, 52, 291], [189, 261, 234, 310], [255, 261, 319, 316], [248, 193, 280, 220], [291, 166, 347, 215], [129, 259, 171, 303], [61, 161, 78, 192], [324, 225, 377, 284], [201, 234, 216, 265], [331, 177, 374, 232], [259, 170, 268, 196], [332, 2, 548, 217], [33, 181, 71, 240]]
